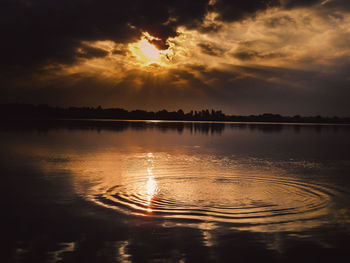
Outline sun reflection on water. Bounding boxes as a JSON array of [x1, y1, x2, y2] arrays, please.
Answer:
[[47, 150, 342, 232], [146, 153, 158, 212]]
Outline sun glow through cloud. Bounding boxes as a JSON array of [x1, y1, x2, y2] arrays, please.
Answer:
[[138, 39, 161, 61], [129, 33, 173, 66]]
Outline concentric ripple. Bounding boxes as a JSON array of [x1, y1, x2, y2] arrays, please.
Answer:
[[87, 168, 335, 230], [69, 152, 341, 231]]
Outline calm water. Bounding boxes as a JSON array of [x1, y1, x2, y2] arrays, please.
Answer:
[[1, 120, 350, 262]]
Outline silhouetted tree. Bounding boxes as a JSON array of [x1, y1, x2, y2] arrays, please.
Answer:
[[1, 104, 349, 124]]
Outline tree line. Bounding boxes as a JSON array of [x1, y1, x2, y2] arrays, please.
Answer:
[[1, 104, 349, 124]]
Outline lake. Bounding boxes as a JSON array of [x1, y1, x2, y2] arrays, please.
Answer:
[[1, 120, 350, 262]]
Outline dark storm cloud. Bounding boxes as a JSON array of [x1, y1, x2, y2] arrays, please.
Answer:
[[0, 0, 210, 72], [1, 0, 336, 73], [1, 0, 342, 74], [1, 0, 134, 71]]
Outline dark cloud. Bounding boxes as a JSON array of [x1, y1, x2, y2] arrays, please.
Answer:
[[211, 0, 332, 23], [323, 0, 350, 11], [279, 0, 323, 9], [76, 45, 109, 59], [279, 0, 350, 12], [211, 0, 279, 22], [112, 48, 129, 56], [232, 50, 285, 61], [233, 51, 261, 61], [198, 23, 222, 33], [231, 38, 287, 61], [0, 0, 210, 73], [1, 1, 132, 72], [0, 0, 340, 73], [198, 42, 225, 56], [263, 15, 296, 28]]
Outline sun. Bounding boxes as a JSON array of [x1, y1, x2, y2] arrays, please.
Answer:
[[138, 38, 161, 62], [129, 33, 173, 66]]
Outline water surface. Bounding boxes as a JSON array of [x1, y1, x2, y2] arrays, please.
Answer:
[[1, 120, 350, 262]]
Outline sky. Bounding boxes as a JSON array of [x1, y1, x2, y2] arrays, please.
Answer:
[[1, 0, 350, 116]]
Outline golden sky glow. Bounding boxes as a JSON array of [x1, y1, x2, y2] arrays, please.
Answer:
[[18, 5, 350, 115], [62, 7, 350, 75]]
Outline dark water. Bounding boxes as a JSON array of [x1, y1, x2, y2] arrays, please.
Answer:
[[1, 120, 350, 262]]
